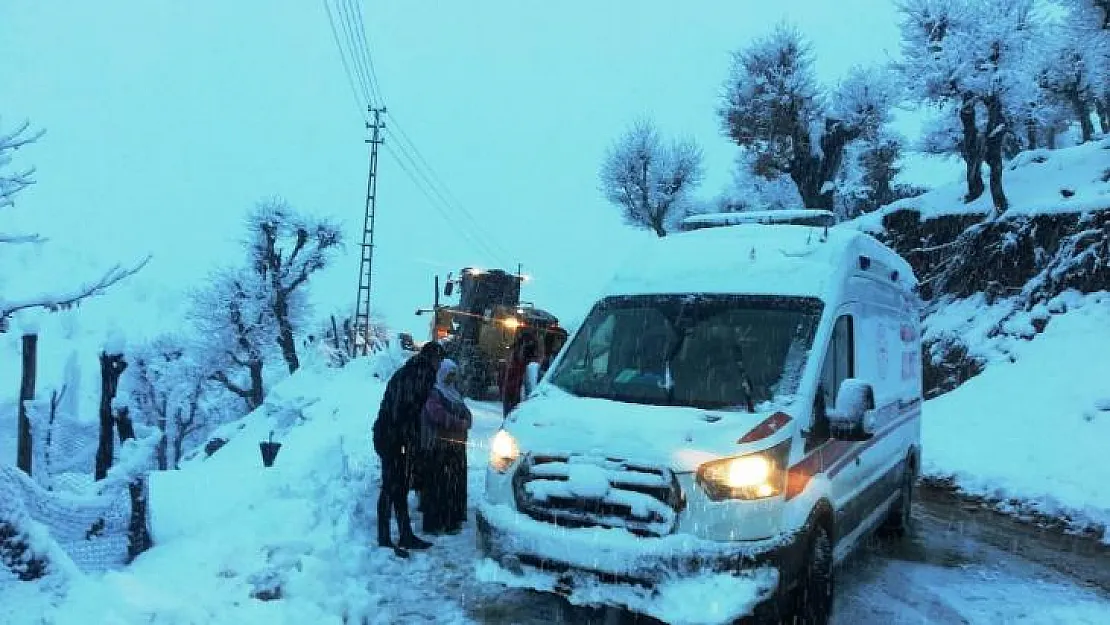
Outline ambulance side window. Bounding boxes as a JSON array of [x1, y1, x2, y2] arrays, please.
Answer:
[[823, 315, 855, 407], [809, 315, 854, 450]]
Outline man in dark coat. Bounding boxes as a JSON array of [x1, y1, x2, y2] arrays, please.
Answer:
[[373, 340, 445, 555]]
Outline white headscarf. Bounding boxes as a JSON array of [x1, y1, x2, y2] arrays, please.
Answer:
[[435, 359, 465, 406]]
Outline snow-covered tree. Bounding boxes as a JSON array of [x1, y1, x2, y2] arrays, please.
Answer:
[[246, 198, 342, 374], [1033, 20, 1104, 143], [716, 152, 804, 213], [835, 133, 926, 219], [189, 269, 273, 411], [599, 119, 705, 237], [898, 0, 1043, 213], [718, 25, 898, 211], [0, 120, 145, 324], [126, 335, 227, 470], [1054, 0, 1110, 132]]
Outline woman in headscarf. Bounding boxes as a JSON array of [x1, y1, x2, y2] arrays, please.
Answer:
[[419, 359, 473, 534]]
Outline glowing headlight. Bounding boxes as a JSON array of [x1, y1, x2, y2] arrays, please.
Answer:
[[490, 430, 520, 473], [697, 440, 790, 501], [500, 317, 522, 330]]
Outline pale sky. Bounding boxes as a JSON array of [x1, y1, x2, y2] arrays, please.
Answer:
[[0, 0, 942, 337]]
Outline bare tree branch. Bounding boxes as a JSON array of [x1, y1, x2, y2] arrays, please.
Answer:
[[0, 233, 45, 244], [0, 254, 151, 320], [0, 120, 45, 209], [210, 371, 251, 400]]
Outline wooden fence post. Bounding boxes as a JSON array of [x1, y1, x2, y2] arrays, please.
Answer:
[[16, 334, 37, 476]]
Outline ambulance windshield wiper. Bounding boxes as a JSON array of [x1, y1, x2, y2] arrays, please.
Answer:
[[661, 327, 688, 406], [735, 343, 756, 413]]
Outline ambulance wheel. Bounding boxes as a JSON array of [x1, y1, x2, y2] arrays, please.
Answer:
[[790, 524, 833, 625], [879, 456, 915, 538]]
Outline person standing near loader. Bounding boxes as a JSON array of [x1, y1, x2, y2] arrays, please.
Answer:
[[372, 341, 445, 556], [502, 331, 540, 417]]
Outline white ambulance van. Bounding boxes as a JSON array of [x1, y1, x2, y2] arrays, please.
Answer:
[[476, 216, 923, 624]]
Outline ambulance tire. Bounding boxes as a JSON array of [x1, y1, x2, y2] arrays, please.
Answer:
[[789, 523, 834, 625], [879, 456, 916, 539]]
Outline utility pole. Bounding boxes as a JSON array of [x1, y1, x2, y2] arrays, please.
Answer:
[[352, 106, 386, 356]]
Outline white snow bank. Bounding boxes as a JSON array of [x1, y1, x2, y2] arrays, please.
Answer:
[[855, 137, 1110, 231], [0, 355, 521, 624], [922, 293, 1110, 540]]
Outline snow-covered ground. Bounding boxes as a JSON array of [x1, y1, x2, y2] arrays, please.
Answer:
[[921, 291, 1110, 539], [856, 137, 1110, 230], [1, 357, 496, 624], [4, 356, 1110, 625]]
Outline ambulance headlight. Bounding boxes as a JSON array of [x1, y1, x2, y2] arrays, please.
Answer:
[[697, 440, 791, 501], [490, 430, 520, 473]]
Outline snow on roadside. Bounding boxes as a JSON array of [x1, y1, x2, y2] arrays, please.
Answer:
[[922, 293, 1110, 541], [0, 356, 512, 625]]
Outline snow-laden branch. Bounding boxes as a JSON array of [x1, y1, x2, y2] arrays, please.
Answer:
[[0, 254, 151, 321], [0, 120, 45, 209]]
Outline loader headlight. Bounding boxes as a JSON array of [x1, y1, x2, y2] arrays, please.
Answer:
[[697, 440, 791, 501], [500, 317, 522, 330], [490, 430, 520, 473]]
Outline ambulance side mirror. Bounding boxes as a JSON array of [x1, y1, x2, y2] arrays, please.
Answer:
[[829, 378, 876, 442]]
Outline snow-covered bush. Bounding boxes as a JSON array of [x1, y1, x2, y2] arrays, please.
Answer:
[[922, 332, 986, 399], [363, 336, 412, 382], [0, 519, 49, 582]]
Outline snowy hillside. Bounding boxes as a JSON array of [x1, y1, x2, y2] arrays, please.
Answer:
[[922, 291, 1110, 536], [853, 138, 1110, 541], [857, 137, 1110, 229], [1, 357, 507, 624]]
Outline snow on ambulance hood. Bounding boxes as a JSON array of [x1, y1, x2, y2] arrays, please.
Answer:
[[505, 386, 784, 472]]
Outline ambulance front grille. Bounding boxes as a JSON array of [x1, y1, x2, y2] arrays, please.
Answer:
[[512, 454, 684, 537]]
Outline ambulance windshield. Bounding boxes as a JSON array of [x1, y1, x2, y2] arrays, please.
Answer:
[[548, 294, 823, 411]]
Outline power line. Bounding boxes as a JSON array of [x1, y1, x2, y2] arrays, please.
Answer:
[[322, 0, 369, 122], [346, 0, 384, 104], [384, 119, 517, 263], [334, 0, 375, 106], [383, 127, 516, 267], [322, 0, 531, 278], [382, 139, 512, 266]]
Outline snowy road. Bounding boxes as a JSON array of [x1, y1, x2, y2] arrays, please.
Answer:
[[456, 402, 1110, 624], [19, 389, 1105, 625]]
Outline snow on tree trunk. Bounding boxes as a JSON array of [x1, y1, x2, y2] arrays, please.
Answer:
[[155, 400, 168, 471], [248, 361, 264, 410], [1096, 96, 1110, 134], [1070, 90, 1096, 143], [959, 97, 986, 203], [114, 409, 152, 561], [17, 333, 37, 476], [96, 352, 127, 481], [274, 293, 300, 374], [984, 98, 1010, 214]]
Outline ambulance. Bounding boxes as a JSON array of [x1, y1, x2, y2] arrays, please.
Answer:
[[476, 213, 923, 624]]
